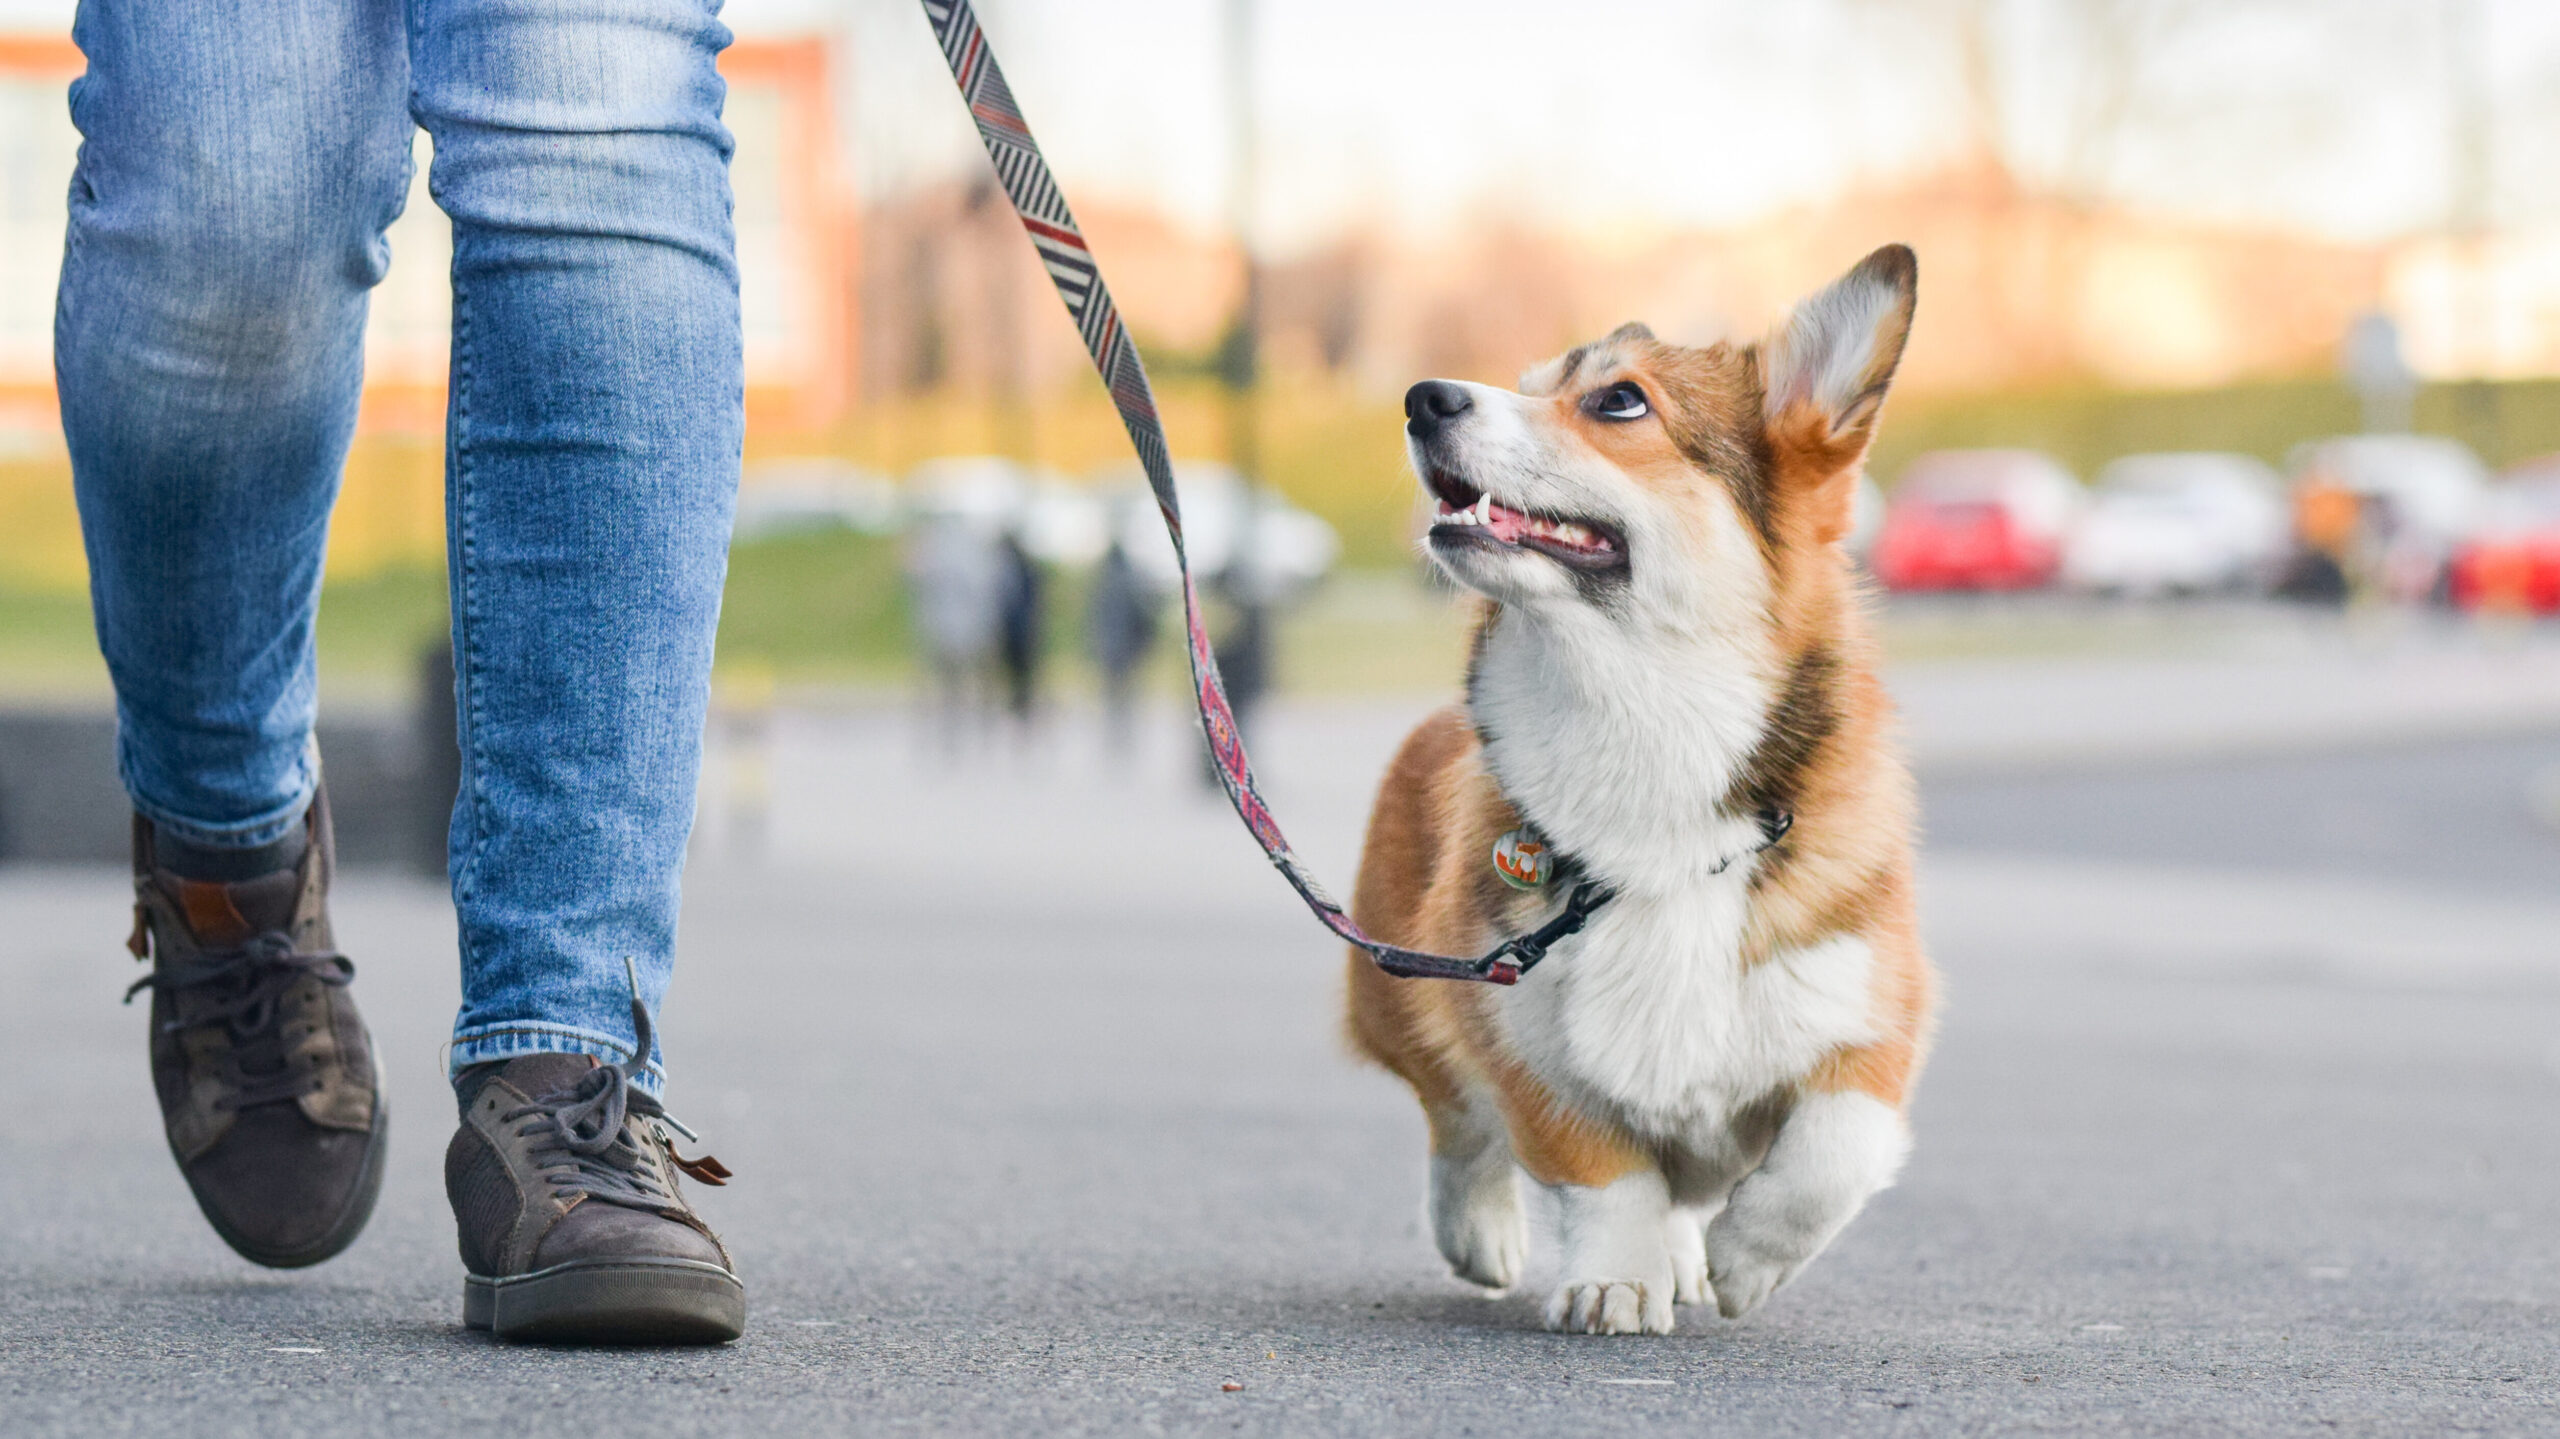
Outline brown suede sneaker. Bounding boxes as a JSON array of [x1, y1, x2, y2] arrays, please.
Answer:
[[125, 787, 386, 1269], [446, 984, 743, 1344]]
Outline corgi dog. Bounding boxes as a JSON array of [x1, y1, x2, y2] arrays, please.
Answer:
[[1344, 245, 1935, 1336]]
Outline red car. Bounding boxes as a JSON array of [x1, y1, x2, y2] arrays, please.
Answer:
[[2449, 460, 2560, 614], [1871, 450, 2082, 592]]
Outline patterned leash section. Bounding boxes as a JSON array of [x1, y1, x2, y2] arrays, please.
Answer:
[[918, 0, 1609, 983]]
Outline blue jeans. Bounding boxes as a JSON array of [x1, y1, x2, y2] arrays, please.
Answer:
[[55, 0, 742, 1087]]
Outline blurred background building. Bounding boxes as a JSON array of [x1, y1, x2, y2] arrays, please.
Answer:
[[0, 0, 2557, 822]]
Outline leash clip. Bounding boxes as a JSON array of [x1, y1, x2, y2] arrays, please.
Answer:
[[1477, 880, 1614, 984]]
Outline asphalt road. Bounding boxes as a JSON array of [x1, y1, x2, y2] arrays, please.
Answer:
[[1927, 730, 2560, 900], [3, 701, 2555, 1436]]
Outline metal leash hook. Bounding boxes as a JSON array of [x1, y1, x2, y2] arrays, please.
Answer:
[[917, 0, 1796, 982], [1477, 882, 1614, 985]]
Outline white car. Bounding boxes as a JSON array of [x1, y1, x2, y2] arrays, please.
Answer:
[[1091, 461, 1340, 603], [1847, 472, 1885, 557], [903, 456, 1111, 566], [733, 459, 900, 540], [2061, 453, 2288, 597]]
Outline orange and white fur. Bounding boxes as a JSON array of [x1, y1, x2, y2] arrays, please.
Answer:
[[1345, 246, 1936, 1335]]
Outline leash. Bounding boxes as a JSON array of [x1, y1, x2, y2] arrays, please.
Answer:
[[917, 0, 1785, 983]]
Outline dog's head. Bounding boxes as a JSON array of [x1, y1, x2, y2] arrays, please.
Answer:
[[1406, 244, 1916, 629]]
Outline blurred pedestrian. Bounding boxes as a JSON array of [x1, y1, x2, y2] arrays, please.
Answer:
[[1085, 539, 1159, 754], [995, 527, 1046, 726], [1215, 592, 1271, 735], [906, 514, 1004, 745], [2279, 477, 2357, 605], [1199, 564, 1272, 789], [59, 0, 746, 1340]]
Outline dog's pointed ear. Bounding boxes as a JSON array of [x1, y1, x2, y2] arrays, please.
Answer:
[[1758, 245, 1915, 545], [1761, 244, 1916, 464]]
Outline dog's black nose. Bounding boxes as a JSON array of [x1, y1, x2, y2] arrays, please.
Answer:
[[1404, 380, 1472, 440]]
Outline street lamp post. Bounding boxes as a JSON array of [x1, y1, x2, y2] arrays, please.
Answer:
[[1214, 0, 1273, 747]]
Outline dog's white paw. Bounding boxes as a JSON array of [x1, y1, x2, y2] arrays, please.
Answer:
[[1546, 1171, 1677, 1333], [1667, 1210, 1710, 1306], [1704, 1219, 1801, 1319], [1703, 1091, 1911, 1319], [1430, 1152, 1526, 1292], [1543, 1279, 1674, 1335]]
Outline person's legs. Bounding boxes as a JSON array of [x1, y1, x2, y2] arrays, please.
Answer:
[[57, 0, 413, 1269], [59, 0, 413, 841], [413, 0, 741, 1087], [412, 0, 745, 1343]]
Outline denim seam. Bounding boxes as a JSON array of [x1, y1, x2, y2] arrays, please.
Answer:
[[448, 1022, 666, 1093], [448, 235, 486, 962]]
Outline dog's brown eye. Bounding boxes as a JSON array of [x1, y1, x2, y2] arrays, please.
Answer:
[[1588, 382, 1649, 421]]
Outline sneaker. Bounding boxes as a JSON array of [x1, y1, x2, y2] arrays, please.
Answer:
[[445, 977, 743, 1343], [125, 786, 386, 1268]]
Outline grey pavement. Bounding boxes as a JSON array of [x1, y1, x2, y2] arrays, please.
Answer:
[[1927, 729, 2560, 901], [5, 674, 2559, 1435], [1890, 619, 2560, 773]]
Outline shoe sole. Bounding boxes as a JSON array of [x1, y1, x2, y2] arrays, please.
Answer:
[[187, 1100, 390, 1271], [465, 1258, 746, 1344]]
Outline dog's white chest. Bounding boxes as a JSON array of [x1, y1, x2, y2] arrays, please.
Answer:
[[1500, 882, 1878, 1145]]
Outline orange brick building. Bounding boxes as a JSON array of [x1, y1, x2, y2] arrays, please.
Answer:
[[0, 34, 858, 439]]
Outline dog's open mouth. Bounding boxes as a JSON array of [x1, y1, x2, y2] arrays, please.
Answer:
[[1424, 469, 1626, 572]]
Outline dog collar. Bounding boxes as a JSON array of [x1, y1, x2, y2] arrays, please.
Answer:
[[1469, 806, 1794, 983], [1493, 807, 1792, 892], [1724, 806, 1796, 872]]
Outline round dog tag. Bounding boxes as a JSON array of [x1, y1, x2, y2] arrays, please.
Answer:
[[1491, 828, 1552, 890]]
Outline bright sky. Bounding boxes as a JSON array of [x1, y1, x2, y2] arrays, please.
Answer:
[[7, 0, 2558, 254], [811, 0, 2560, 253]]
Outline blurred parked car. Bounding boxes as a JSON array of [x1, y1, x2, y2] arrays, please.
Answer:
[[2060, 453, 2287, 597], [1847, 473, 1885, 557], [904, 456, 1113, 566], [733, 459, 900, 540], [1092, 462, 1340, 604], [2448, 456, 2560, 614], [2285, 435, 2488, 603], [906, 456, 1036, 533], [1871, 450, 2081, 592]]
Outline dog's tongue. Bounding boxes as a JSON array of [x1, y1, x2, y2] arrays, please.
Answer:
[[1485, 501, 1530, 544]]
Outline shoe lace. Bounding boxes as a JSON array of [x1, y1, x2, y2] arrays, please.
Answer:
[[125, 933, 355, 1109], [503, 963, 730, 1212]]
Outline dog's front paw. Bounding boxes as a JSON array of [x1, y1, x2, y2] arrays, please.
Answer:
[[1430, 1152, 1526, 1292], [1703, 1090, 1909, 1319], [1438, 1199, 1526, 1293], [1704, 1218, 1801, 1319], [1543, 1278, 1674, 1335], [1667, 1210, 1710, 1306]]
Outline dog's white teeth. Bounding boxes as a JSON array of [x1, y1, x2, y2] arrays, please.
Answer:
[[1472, 493, 1494, 524], [1521, 515, 1581, 546]]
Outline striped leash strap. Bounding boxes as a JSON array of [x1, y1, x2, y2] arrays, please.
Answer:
[[917, 0, 1609, 984]]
